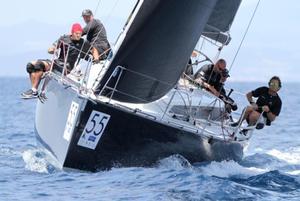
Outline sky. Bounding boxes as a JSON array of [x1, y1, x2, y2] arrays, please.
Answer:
[[0, 0, 299, 83]]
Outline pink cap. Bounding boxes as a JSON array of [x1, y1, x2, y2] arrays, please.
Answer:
[[71, 23, 83, 33]]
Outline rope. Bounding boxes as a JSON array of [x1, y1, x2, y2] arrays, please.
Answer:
[[228, 0, 261, 71]]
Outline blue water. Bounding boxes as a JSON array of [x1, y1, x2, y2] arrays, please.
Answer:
[[1, 77, 299, 201]]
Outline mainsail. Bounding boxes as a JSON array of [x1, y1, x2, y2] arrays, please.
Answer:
[[96, 0, 240, 103], [202, 0, 242, 45]]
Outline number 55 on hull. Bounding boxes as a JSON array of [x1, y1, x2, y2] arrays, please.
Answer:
[[35, 79, 243, 171]]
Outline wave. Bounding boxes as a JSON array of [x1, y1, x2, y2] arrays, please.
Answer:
[[243, 147, 300, 175], [16, 145, 300, 180], [0, 144, 20, 156], [231, 170, 300, 193], [192, 159, 300, 195], [157, 154, 193, 170], [196, 160, 267, 178], [1, 143, 59, 174], [287, 170, 300, 175], [242, 152, 285, 169], [267, 148, 300, 165], [22, 148, 59, 174]]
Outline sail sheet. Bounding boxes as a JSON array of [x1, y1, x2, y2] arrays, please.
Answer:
[[202, 0, 242, 45], [96, 0, 219, 103]]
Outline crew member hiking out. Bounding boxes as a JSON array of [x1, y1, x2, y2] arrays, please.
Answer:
[[231, 76, 282, 129], [21, 23, 99, 99]]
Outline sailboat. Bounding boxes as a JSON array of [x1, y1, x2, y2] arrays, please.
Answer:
[[35, 0, 257, 171]]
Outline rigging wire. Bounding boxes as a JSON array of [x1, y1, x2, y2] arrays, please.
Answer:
[[73, 0, 102, 67], [75, 0, 119, 66], [197, 0, 261, 131], [228, 0, 261, 71], [93, 0, 102, 16], [88, 0, 120, 51]]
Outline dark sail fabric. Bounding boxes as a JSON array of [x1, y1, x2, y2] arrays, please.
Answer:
[[202, 0, 242, 45], [97, 0, 218, 103], [202, 26, 232, 45]]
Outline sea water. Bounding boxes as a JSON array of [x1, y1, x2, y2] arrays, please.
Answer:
[[0, 77, 299, 201]]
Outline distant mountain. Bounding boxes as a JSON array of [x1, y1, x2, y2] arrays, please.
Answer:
[[0, 21, 66, 77], [0, 18, 125, 77], [0, 50, 50, 77]]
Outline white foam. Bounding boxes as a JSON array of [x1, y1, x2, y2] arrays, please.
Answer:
[[267, 148, 300, 164], [158, 154, 193, 170], [286, 170, 300, 175], [22, 149, 54, 173], [0, 145, 19, 156], [198, 160, 267, 178]]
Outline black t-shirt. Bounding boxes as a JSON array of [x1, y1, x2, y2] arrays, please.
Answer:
[[214, 82, 226, 96], [56, 35, 92, 70], [252, 86, 282, 117], [194, 64, 221, 88], [83, 19, 110, 52]]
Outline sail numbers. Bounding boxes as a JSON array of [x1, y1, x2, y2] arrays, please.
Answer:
[[77, 110, 110, 150]]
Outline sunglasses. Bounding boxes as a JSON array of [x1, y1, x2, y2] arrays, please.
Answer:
[[269, 82, 280, 90], [269, 82, 279, 87]]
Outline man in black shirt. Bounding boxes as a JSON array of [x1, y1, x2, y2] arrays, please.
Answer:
[[232, 76, 282, 128], [82, 9, 110, 60], [215, 69, 238, 112], [194, 59, 226, 96], [214, 68, 229, 97], [21, 23, 99, 99], [50, 24, 99, 73]]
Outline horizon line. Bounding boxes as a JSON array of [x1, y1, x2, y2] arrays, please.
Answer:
[[0, 75, 298, 84]]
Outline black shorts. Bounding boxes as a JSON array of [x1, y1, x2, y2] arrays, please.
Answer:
[[27, 59, 51, 73], [51, 60, 71, 74], [37, 59, 51, 71], [252, 110, 271, 126]]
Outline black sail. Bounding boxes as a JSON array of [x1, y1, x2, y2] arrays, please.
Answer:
[[97, 0, 219, 103], [202, 0, 242, 45]]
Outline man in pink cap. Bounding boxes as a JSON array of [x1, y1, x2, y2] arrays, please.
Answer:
[[21, 23, 99, 99], [48, 23, 99, 72]]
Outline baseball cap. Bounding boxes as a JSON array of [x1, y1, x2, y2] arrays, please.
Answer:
[[71, 23, 83, 33], [82, 9, 93, 16]]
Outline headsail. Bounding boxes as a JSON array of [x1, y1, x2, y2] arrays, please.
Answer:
[[96, 0, 227, 103], [202, 0, 242, 45]]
